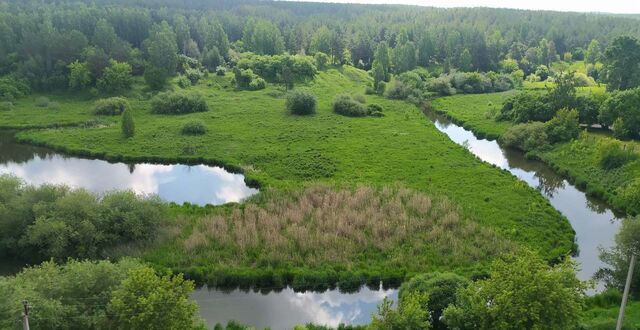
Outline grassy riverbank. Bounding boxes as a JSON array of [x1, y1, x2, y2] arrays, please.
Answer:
[[432, 91, 640, 216], [4, 66, 575, 286]]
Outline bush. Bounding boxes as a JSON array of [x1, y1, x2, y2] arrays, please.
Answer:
[[353, 94, 366, 104], [599, 88, 640, 139], [314, 52, 330, 70], [184, 68, 204, 84], [121, 109, 135, 138], [333, 94, 368, 117], [573, 72, 595, 87], [49, 102, 61, 111], [144, 66, 169, 91], [596, 140, 637, 170], [498, 92, 553, 123], [364, 86, 376, 95], [233, 68, 266, 91], [176, 75, 191, 88], [35, 96, 50, 107], [150, 91, 209, 115], [237, 53, 317, 83], [93, 97, 129, 116], [249, 77, 266, 90], [216, 66, 227, 76], [0, 75, 30, 101], [367, 104, 384, 117], [0, 101, 13, 111], [181, 120, 207, 135], [545, 108, 580, 143], [285, 89, 317, 115], [501, 122, 550, 152], [376, 81, 387, 95], [97, 60, 133, 94]]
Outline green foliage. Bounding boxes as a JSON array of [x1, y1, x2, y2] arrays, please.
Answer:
[[399, 272, 469, 329], [585, 39, 601, 64], [144, 65, 170, 91], [499, 92, 552, 122], [443, 250, 586, 330], [67, 60, 91, 90], [144, 21, 179, 75], [232, 68, 266, 91], [202, 46, 222, 71], [185, 68, 204, 84], [242, 19, 285, 55], [0, 175, 165, 261], [286, 89, 317, 115], [545, 108, 580, 144], [369, 292, 431, 330], [109, 267, 198, 330], [315, 52, 330, 70], [599, 87, 640, 139], [597, 217, 640, 298], [501, 121, 550, 152], [367, 104, 384, 117], [121, 109, 135, 138], [617, 181, 640, 218], [333, 94, 368, 117], [177, 75, 192, 88], [35, 96, 50, 107], [150, 91, 209, 114], [0, 259, 147, 329], [0, 75, 30, 101], [93, 97, 129, 115], [237, 53, 317, 84], [603, 36, 640, 91], [181, 119, 207, 135], [596, 139, 637, 170], [97, 60, 133, 94]]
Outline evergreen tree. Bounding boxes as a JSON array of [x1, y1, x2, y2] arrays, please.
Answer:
[[121, 108, 135, 138]]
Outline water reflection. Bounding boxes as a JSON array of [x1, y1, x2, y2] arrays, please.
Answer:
[[0, 131, 258, 205], [425, 112, 620, 284], [192, 286, 397, 330]]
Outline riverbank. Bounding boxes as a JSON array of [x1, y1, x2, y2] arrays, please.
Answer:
[[431, 92, 640, 217]]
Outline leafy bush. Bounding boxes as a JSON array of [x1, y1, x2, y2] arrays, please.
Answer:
[[376, 81, 387, 95], [184, 68, 204, 84], [93, 97, 129, 115], [121, 109, 135, 138], [498, 92, 553, 123], [596, 140, 637, 170], [367, 104, 384, 117], [545, 108, 580, 143], [233, 68, 266, 91], [181, 119, 207, 135], [314, 52, 330, 70], [35, 96, 50, 107], [144, 65, 169, 91], [249, 77, 266, 90], [176, 75, 191, 88], [285, 89, 317, 115], [0, 175, 165, 262], [0, 75, 30, 101], [599, 88, 640, 139], [97, 60, 133, 94], [573, 72, 595, 87], [333, 94, 368, 117], [0, 101, 13, 111], [150, 91, 209, 114], [501, 122, 550, 152], [236, 53, 317, 83], [364, 86, 376, 95], [216, 66, 227, 76]]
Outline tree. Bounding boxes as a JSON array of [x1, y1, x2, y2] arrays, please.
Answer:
[[585, 39, 601, 64], [373, 41, 391, 82], [603, 36, 640, 91], [121, 109, 135, 138], [82, 46, 110, 80], [399, 272, 469, 330], [93, 19, 119, 55], [457, 49, 473, 72], [598, 87, 640, 139], [417, 30, 436, 67], [369, 292, 432, 330], [545, 108, 580, 143], [597, 217, 640, 299], [443, 250, 586, 330], [97, 60, 132, 94], [109, 267, 198, 330], [201, 46, 222, 71], [144, 65, 169, 90], [144, 21, 179, 75], [68, 60, 91, 90], [242, 19, 285, 55]]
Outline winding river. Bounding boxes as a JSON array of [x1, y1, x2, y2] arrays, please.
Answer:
[[0, 110, 621, 329]]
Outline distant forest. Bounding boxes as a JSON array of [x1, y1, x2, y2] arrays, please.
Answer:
[[1, 0, 640, 91]]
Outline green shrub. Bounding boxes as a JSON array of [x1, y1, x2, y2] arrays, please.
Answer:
[[365, 86, 376, 95], [150, 91, 209, 115], [144, 66, 169, 91], [184, 68, 204, 84], [376, 81, 386, 95], [35, 96, 50, 107], [233, 68, 266, 91], [121, 109, 135, 138], [0, 101, 13, 111], [545, 108, 580, 143], [333, 94, 368, 117], [249, 77, 266, 90], [285, 89, 317, 115], [501, 122, 550, 152], [49, 102, 61, 111], [93, 97, 130, 116], [0, 75, 30, 101], [596, 140, 637, 170], [498, 92, 553, 123], [176, 75, 191, 88], [181, 120, 207, 135], [367, 104, 384, 117], [216, 66, 227, 76], [618, 179, 640, 214], [353, 94, 366, 104], [236, 53, 317, 83], [314, 52, 330, 70]]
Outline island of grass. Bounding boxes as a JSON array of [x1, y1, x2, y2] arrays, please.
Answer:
[[4, 65, 575, 288]]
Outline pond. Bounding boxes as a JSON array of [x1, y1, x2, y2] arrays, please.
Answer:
[[0, 131, 258, 206], [424, 111, 620, 285], [192, 286, 397, 330]]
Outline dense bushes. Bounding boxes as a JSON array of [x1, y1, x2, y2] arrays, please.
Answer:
[[236, 53, 317, 83], [0, 259, 200, 330], [498, 92, 554, 123], [93, 97, 129, 115], [285, 89, 317, 115], [0, 175, 166, 262], [35, 96, 50, 107], [596, 139, 637, 170], [599, 87, 640, 139], [545, 108, 580, 143], [181, 119, 207, 135], [501, 109, 580, 152], [0, 75, 30, 101], [232, 68, 266, 90], [150, 91, 209, 114], [333, 94, 368, 117]]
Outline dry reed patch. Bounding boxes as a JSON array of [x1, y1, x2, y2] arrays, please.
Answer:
[[186, 185, 514, 269]]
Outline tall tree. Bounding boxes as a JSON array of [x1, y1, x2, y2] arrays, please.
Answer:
[[143, 21, 178, 85], [603, 36, 640, 91], [242, 19, 284, 55], [585, 39, 601, 64]]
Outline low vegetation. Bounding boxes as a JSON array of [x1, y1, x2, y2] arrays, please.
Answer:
[[333, 94, 368, 117], [286, 89, 317, 115], [150, 91, 209, 114], [93, 97, 129, 116], [148, 185, 514, 290], [181, 119, 208, 135]]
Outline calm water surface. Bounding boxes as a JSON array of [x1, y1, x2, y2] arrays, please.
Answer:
[[425, 112, 620, 284], [0, 131, 258, 205]]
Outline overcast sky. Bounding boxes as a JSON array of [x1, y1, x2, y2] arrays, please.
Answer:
[[281, 0, 640, 14]]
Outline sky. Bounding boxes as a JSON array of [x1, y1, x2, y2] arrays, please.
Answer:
[[281, 0, 640, 14]]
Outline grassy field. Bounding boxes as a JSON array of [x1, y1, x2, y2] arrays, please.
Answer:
[[582, 301, 640, 329], [431, 89, 640, 216], [3, 66, 575, 285]]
